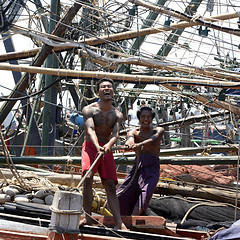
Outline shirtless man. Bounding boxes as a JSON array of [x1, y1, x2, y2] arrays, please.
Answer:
[[80, 79, 127, 230], [117, 106, 165, 216]]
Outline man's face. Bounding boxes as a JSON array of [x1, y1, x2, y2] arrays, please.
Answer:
[[139, 110, 153, 127], [98, 81, 114, 100]]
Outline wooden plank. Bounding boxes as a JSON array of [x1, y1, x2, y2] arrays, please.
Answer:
[[91, 215, 166, 228], [0, 230, 48, 240]]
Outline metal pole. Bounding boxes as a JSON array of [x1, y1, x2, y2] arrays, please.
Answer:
[[41, 0, 60, 156]]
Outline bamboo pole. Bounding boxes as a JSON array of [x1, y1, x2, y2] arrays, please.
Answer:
[[0, 62, 238, 125], [129, 0, 240, 22], [157, 111, 228, 127], [78, 49, 240, 82], [162, 84, 240, 115], [78, 49, 240, 84], [122, 111, 233, 131], [76, 152, 103, 188], [0, 168, 238, 205], [156, 182, 240, 206], [164, 65, 240, 82], [113, 145, 238, 158], [0, 49, 40, 62], [0, 168, 114, 188], [188, 93, 240, 115], [130, 0, 192, 23], [0, 63, 239, 89], [0, 168, 239, 207]]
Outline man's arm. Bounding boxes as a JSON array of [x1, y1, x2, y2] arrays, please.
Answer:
[[124, 129, 136, 149], [103, 111, 123, 153], [133, 127, 165, 150], [82, 106, 103, 152]]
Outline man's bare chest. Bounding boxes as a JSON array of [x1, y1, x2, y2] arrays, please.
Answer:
[[93, 110, 117, 128], [136, 130, 156, 142]]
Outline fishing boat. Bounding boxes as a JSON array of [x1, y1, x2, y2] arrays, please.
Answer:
[[0, 0, 240, 239]]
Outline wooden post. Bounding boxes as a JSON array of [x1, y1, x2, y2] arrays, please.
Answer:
[[48, 190, 83, 240]]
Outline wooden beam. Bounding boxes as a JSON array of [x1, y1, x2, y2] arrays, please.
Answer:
[[0, 63, 240, 89], [164, 65, 240, 82]]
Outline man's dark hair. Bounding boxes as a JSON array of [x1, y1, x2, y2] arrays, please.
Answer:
[[137, 106, 155, 120], [96, 78, 115, 91]]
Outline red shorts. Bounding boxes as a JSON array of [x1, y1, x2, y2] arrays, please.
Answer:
[[81, 141, 118, 184]]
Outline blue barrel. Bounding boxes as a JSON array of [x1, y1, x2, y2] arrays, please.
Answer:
[[70, 113, 84, 127]]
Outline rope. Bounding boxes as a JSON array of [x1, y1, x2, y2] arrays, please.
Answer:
[[64, 155, 73, 174], [180, 202, 233, 225], [117, 150, 140, 196], [48, 225, 80, 234], [0, 126, 30, 191], [0, 169, 8, 185], [50, 205, 83, 215], [83, 211, 127, 239]]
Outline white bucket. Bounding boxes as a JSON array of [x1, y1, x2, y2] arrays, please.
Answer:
[[49, 191, 83, 233]]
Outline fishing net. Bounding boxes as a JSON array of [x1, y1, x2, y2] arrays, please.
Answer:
[[0, 0, 27, 32], [147, 196, 240, 231]]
